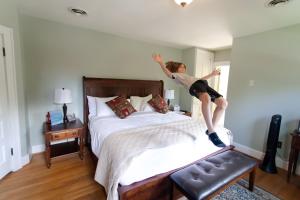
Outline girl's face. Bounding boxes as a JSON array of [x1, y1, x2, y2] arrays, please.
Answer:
[[177, 64, 186, 73]]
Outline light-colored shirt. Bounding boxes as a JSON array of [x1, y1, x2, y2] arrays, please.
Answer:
[[171, 73, 199, 89]]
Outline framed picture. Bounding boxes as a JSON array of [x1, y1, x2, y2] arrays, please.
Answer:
[[49, 110, 63, 126]]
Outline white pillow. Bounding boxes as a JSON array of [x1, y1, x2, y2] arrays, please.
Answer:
[[96, 96, 118, 117], [143, 103, 155, 112], [87, 96, 97, 117], [130, 94, 152, 112]]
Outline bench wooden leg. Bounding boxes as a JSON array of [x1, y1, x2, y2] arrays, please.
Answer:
[[169, 182, 174, 200], [170, 182, 185, 200], [249, 167, 256, 191]]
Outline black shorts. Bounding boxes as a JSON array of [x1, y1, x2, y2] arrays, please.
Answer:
[[189, 80, 223, 102]]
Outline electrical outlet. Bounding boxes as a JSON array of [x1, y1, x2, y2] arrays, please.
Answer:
[[277, 141, 282, 148]]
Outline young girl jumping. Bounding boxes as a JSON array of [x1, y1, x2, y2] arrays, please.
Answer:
[[152, 54, 228, 147]]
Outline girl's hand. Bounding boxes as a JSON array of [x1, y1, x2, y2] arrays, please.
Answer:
[[211, 69, 221, 76], [152, 53, 163, 64]]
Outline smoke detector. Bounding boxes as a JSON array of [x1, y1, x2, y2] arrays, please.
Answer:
[[266, 0, 292, 7], [69, 8, 88, 16]]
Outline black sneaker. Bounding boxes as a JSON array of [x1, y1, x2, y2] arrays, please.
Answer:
[[206, 131, 226, 147]]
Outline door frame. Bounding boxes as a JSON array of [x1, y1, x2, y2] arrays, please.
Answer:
[[0, 24, 22, 173], [214, 61, 230, 98], [213, 61, 230, 126]]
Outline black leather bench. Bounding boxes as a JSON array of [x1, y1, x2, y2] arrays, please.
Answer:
[[170, 150, 258, 200]]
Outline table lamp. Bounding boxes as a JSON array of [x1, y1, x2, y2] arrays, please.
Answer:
[[165, 89, 175, 106], [54, 88, 72, 123]]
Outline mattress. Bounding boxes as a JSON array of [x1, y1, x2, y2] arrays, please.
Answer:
[[89, 111, 232, 186]]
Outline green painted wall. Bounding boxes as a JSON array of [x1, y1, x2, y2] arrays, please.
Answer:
[[226, 24, 300, 162], [214, 49, 231, 62], [20, 15, 183, 147], [0, 0, 28, 156], [180, 47, 197, 112]]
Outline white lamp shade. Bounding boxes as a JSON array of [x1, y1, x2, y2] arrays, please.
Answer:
[[54, 88, 72, 104], [165, 90, 175, 100]]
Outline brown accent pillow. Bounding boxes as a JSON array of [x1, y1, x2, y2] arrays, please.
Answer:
[[106, 97, 136, 119], [148, 95, 168, 114]]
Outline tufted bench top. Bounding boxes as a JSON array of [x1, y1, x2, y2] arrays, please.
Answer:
[[170, 150, 257, 200]]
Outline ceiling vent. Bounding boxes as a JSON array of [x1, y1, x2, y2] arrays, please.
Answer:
[[266, 0, 291, 7], [69, 8, 88, 16]]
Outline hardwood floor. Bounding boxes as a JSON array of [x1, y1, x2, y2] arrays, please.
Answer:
[[0, 150, 106, 200], [0, 150, 299, 200]]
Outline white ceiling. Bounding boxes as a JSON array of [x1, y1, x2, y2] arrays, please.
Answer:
[[16, 0, 300, 50]]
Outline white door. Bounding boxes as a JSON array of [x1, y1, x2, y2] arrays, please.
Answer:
[[192, 49, 214, 121], [0, 33, 12, 179]]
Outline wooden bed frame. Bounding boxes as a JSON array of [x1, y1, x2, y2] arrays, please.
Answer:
[[82, 76, 233, 200]]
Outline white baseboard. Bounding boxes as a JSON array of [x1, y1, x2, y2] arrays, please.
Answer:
[[233, 142, 300, 175], [31, 144, 45, 154], [21, 154, 30, 166], [31, 139, 75, 154]]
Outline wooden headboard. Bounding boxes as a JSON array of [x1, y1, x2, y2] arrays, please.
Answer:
[[82, 77, 164, 145]]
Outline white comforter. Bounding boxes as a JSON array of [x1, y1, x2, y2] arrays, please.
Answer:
[[89, 112, 232, 199]]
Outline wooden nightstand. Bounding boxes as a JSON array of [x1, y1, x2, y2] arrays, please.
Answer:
[[44, 119, 85, 168], [287, 132, 300, 182], [170, 110, 192, 117], [181, 110, 192, 117]]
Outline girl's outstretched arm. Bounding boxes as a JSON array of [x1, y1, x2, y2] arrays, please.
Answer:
[[201, 69, 221, 80], [152, 54, 172, 78]]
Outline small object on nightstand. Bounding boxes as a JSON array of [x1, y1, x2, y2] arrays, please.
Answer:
[[165, 89, 175, 108], [174, 104, 180, 112], [67, 113, 76, 122], [44, 118, 84, 168], [46, 112, 51, 124]]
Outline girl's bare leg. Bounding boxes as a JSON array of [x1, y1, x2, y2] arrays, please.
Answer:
[[198, 93, 226, 147], [212, 97, 228, 127], [198, 93, 214, 133]]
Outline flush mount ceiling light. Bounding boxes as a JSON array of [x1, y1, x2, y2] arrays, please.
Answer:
[[69, 7, 88, 16], [174, 0, 194, 7], [266, 0, 292, 7]]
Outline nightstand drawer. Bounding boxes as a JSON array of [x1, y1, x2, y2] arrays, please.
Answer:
[[65, 131, 79, 138], [51, 130, 78, 141]]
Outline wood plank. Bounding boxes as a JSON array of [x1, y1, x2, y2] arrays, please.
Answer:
[[0, 150, 106, 200], [0, 149, 299, 200]]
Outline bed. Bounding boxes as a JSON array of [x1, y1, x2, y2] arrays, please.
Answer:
[[83, 76, 234, 200]]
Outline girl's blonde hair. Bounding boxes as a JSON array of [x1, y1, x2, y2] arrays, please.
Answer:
[[165, 61, 186, 73]]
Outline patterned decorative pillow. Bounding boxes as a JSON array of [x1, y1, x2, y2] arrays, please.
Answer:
[[148, 95, 168, 114], [106, 96, 136, 119]]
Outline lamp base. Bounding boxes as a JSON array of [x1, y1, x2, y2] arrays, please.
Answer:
[[63, 103, 68, 124]]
